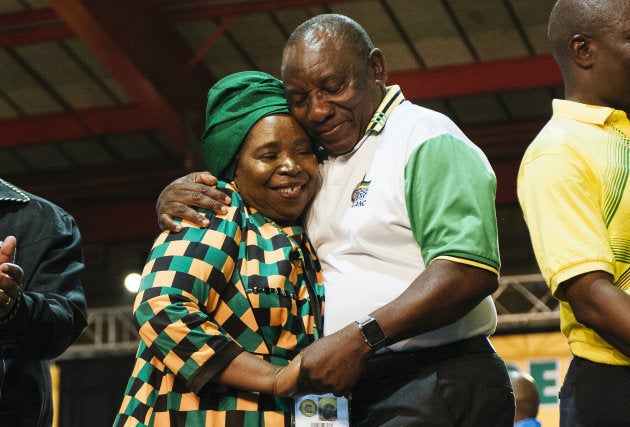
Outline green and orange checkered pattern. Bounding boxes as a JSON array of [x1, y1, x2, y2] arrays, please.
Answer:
[[115, 184, 324, 426]]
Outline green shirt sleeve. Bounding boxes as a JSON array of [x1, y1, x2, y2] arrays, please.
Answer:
[[404, 134, 500, 271]]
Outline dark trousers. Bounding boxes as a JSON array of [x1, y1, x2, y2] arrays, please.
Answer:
[[350, 336, 514, 426], [560, 356, 630, 427]]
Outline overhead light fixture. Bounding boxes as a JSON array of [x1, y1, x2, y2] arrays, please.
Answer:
[[124, 273, 142, 293]]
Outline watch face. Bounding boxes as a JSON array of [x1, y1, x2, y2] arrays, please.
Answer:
[[360, 317, 386, 347]]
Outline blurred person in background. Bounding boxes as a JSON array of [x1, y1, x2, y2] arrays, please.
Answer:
[[0, 178, 87, 426], [509, 370, 541, 427]]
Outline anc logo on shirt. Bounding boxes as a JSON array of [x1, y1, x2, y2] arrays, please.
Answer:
[[351, 175, 371, 207]]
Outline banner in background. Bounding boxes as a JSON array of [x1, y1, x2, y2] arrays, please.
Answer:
[[491, 331, 572, 427]]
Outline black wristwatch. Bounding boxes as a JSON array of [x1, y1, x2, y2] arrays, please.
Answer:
[[355, 315, 387, 350]]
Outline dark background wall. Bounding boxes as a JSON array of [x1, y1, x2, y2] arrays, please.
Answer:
[[57, 355, 135, 427]]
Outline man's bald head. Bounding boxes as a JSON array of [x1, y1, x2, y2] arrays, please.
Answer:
[[548, 0, 630, 110], [284, 14, 374, 66], [509, 370, 540, 422], [549, 0, 624, 74]]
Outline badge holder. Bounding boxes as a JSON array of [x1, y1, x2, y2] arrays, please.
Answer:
[[294, 393, 350, 426]]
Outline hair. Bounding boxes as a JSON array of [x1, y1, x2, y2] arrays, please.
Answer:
[[285, 14, 374, 61], [548, 0, 621, 74], [509, 370, 540, 420]]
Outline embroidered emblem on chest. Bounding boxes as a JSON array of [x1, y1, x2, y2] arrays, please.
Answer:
[[351, 176, 371, 207]]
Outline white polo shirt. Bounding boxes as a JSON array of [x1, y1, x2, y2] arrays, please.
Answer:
[[306, 86, 501, 350]]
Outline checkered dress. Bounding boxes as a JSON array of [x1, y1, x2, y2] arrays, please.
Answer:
[[115, 183, 324, 426]]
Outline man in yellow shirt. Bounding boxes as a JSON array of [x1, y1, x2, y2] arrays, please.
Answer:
[[518, 0, 630, 425]]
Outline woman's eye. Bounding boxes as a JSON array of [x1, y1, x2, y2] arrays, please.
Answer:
[[259, 153, 277, 161]]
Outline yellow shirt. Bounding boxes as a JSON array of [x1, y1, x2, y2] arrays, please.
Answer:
[[518, 99, 630, 365]]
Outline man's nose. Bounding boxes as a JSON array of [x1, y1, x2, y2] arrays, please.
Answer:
[[307, 93, 333, 123]]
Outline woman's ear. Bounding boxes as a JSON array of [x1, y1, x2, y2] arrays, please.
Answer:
[[570, 35, 595, 69]]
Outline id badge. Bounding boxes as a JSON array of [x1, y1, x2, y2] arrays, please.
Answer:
[[294, 393, 350, 426]]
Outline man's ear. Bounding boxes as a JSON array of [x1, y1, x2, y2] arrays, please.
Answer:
[[368, 48, 388, 86], [570, 35, 595, 69]]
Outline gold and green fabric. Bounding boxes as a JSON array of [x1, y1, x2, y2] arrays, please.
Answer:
[[115, 182, 324, 426]]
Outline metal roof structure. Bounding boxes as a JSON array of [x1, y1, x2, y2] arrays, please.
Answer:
[[1, 0, 559, 315]]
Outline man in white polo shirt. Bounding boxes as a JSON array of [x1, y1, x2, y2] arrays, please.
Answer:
[[157, 13, 514, 426]]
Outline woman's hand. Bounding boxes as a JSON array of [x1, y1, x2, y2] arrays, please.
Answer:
[[216, 351, 303, 397], [156, 172, 232, 232], [273, 354, 303, 397]]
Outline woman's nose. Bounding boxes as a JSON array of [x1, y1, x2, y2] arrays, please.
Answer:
[[278, 156, 300, 174]]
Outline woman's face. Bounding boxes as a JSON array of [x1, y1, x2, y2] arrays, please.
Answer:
[[234, 114, 319, 225]]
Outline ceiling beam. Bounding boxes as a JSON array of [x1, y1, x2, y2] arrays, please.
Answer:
[[1, 7, 562, 105], [0, 9, 71, 46], [46, 0, 214, 169], [161, 0, 363, 21], [44, 0, 214, 111], [466, 120, 545, 161], [0, 54, 559, 148], [0, 105, 162, 147], [390, 55, 563, 100]]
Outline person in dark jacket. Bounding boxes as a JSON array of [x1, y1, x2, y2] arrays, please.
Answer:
[[0, 178, 87, 426]]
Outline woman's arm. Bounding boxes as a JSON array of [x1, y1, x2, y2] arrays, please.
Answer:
[[218, 352, 303, 397]]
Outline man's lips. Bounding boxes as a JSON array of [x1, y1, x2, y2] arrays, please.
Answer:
[[317, 122, 344, 139]]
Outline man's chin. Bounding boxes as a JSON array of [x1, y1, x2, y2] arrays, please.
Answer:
[[320, 138, 357, 157]]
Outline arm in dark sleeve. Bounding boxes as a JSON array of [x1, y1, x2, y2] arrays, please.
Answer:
[[0, 205, 87, 360]]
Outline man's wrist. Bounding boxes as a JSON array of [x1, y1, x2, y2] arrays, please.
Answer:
[[355, 315, 387, 350], [0, 292, 20, 324]]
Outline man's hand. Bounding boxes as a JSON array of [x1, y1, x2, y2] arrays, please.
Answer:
[[156, 172, 232, 232], [298, 323, 372, 396], [0, 236, 22, 317]]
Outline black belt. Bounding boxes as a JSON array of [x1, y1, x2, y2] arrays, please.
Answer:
[[356, 335, 495, 388]]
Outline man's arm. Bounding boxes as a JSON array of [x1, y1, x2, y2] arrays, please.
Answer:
[[562, 271, 630, 357], [156, 172, 232, 232], [298, 259, 497, 396], [0, 203, 88, 360]]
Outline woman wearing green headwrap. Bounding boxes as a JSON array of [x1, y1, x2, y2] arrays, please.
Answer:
[[115, 71, 323, 426]]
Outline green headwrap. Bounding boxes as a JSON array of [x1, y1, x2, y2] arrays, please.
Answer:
[[201, 71, 291, 181]]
